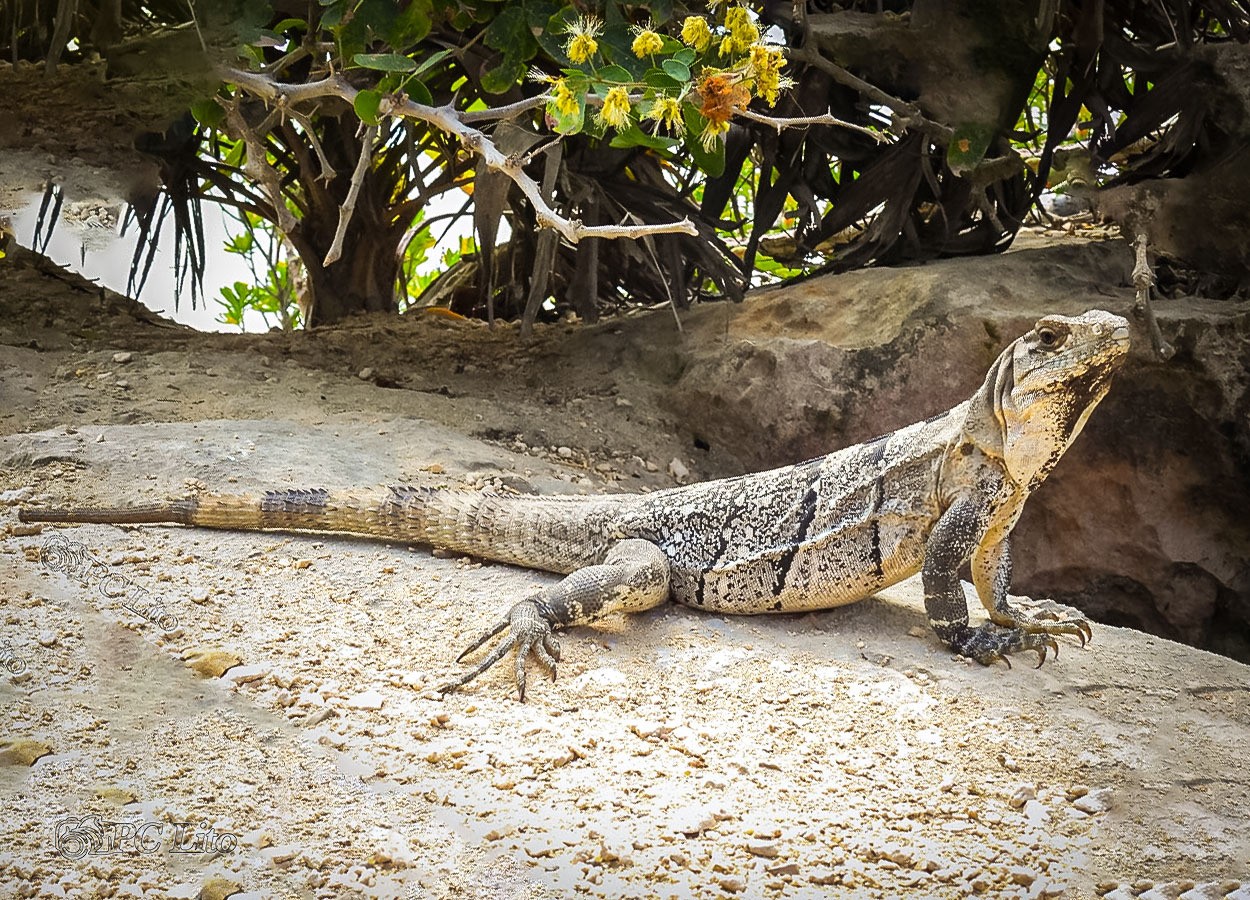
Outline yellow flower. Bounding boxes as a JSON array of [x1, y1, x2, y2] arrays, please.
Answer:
[[680, 15, 712, 53], [748, 44, 786, 105], [631, 27, 664, 58], [565, 15, 602, 65], [551, 78, 580, 118], [722, 6, 760, 55], [645, 95, 684, 134], [597, 86, 631, 129], [699, 118, 730, 153]]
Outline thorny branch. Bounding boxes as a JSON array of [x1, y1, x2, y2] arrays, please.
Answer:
[[223, 67, 881, 249], [224, 68, 700, 245], [786, 45, 954, 141], [323, 124, 378, 267], [1131, 233, 1176, 360], [221, 98, 298, 234], [736, 107, 887, 142]]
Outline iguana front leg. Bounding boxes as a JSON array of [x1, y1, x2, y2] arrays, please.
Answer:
[[923, 499, 1062, 667], [972, 537, 1092, 646], [438, 539, 670, 700]]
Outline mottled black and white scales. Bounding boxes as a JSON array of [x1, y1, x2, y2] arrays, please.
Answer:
[[20, 310, 1132, 701]]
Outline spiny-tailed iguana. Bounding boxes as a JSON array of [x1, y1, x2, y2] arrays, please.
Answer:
[[20, 310, 1131, 700]]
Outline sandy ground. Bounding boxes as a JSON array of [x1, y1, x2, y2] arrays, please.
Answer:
[[2, 247, 1250, 899]]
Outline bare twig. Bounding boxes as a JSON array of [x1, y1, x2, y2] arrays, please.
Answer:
[[185, 0, 208, 54], [788, 46, 953, 141], [285, 107, 337, 184], [323, 124, 378, 267], [222, 100, 298, 234], [1131, 233, 1176, 359], [44, 0, 77, 74], [736, 107, 888, 142], [461, 95, 548, 124], [222, 68, 699, 244]]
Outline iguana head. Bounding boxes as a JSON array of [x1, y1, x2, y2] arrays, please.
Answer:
[[977, 310, 1131, 489]]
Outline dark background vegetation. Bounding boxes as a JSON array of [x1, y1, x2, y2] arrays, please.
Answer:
[[3, 0, 1248, 327]]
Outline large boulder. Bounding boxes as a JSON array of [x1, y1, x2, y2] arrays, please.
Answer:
[[663, 235, 1250, 659]]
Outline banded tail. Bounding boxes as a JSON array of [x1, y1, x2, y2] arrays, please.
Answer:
[[19, 486, 626, 575]]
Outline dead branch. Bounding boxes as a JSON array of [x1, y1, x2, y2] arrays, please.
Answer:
[[323, 124, 378, 267], [1131, 233, 1176, 360], [736, 107, 888, 142], [222, 99, 298, 234], [788, 46, 953, 141], [223, 68, 699, 244]]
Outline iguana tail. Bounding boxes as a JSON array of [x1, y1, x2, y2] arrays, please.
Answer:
[[19, 486, 624, 575]]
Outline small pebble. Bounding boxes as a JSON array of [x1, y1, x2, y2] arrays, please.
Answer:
[[1073, 788, 1114, 814], [184, 647, 241, 678]]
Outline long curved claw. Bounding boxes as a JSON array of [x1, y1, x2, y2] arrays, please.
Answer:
[[438, 637, 514, 695], [1031, 635, 1060, 668], [439, 599, 560, 701], [949, 624, 1065, 669], [455, 619, 509, 663], [994, 597, 1094, 652]]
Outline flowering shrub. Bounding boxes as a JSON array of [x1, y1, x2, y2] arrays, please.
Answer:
[[534, 3, 790, 170]]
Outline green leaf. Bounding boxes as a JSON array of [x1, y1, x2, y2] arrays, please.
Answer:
[[481, 58, 526, 95], [412, 48, 452, 78], [648, 0, 675, 25], [644, 68, 681, 90], [354, 52, 416, 72], [538, 7, 578, 64], [525, 1, 560, 30], [596, 64, 633, 84], [674, 47, 696, 66], [190, 98, 225, 128], [547, 92, 586, 135], [947, 122, 995, 175], [598, 21, 646, 79], [683, 106, 725, 177], [406, 79, 433, 107], [354, 89, 383, 125], [271, 18, 308, 34], [484, 6, 536, 59], [320, 5, 343, 28], [661, 58, 690, 83], [388, 0, 431, 48], [609, 124, 678, 151]]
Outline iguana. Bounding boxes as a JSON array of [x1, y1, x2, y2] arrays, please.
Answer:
[[20, 310, 1131, 700]]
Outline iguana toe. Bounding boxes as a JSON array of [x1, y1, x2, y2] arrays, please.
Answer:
[[990, 597, 1092, 647], [948, 624, 1063, 669], [439, 599, 560, 701]]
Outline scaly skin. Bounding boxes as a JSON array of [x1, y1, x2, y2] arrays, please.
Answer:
[[20, 311, 1131, 700]]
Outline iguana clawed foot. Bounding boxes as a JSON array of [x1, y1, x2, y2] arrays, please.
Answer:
[[991, 596, 1093, 646], [948, 623, 1064, 669], [437, 599, 561, 701]]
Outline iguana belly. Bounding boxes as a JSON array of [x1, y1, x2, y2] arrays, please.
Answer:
[[666, 519, 929, 614]]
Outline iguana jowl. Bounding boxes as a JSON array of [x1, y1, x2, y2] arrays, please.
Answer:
[[21, 310, 1131, 700]]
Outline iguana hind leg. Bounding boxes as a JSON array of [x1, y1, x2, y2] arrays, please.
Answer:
[[438, 538, 670, 701]]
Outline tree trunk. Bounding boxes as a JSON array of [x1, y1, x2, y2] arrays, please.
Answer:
[[296, 221, 400, 326], [284, 118, 403, 327]]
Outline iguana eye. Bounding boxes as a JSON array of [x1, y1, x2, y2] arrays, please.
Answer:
[[1037, 327, 1059, 348]]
